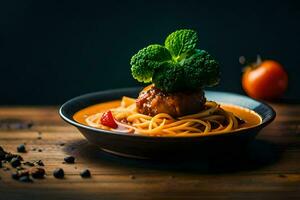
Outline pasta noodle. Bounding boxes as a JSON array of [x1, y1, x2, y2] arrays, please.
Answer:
[[85, 96, 240, 137]]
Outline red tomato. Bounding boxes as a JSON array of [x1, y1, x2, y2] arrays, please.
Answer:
[[100, 111, 118, 129], [242, 60, 288, 100]]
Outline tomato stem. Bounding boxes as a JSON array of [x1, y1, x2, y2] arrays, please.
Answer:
[[241, 54, 262, 72], [256, 54, 262, 66], [239, 56, 246, 65]]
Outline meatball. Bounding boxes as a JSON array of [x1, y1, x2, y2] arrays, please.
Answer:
[[136, 85, 206, 117]]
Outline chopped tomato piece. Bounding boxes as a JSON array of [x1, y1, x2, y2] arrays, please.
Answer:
[[100, 111, 118, 129]]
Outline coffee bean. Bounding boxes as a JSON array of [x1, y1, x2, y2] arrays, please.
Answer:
[[0, 151, 6, 160], [19, 175, 33, 183], [64, 156, 75, 164], [4, 153, 15, 161], [30, 167, 45, 179], [10, 157, 21, 168], [0, 146, 6, 159], [17, 144, 26, 153], [11, 172, 19, 180], [35, 160, 44, 166], [80, 169, 91, 178], [5, 153, 23, 162], [12, 169, 29, 180], [17, 169, 29, 176], [16, 166, 24, 171], [16, 155, 23, 161], [53, 168, 64, 179], [23, 161, 34, 167]]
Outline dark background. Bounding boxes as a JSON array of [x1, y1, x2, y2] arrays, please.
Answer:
[[1, 0, 300, 105]]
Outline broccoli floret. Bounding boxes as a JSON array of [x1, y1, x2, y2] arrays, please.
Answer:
[[152, 50, 219, 92], [182, 49, 220, 89], [152, 62, 186, 92], [165, 29, 198, 61], [130, 44, 171, 83], [129, 29, 220, 92]]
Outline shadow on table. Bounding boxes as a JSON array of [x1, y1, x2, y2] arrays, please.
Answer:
[[271, 97, 300, 104], [63, 138, 283, 174]]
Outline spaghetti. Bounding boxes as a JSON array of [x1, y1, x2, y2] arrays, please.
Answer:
[[85, 96, 240, 137]]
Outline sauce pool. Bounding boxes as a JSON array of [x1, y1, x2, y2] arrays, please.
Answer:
[[221, 104, 262, 128]]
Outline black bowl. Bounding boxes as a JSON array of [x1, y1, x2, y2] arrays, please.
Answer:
[[59, 88, 276, 159]]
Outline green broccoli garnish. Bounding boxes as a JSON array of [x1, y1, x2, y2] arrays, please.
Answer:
[[182, 49, 220, 89], [165, 29, 198, 62], [130, 44, 171, 83], [152, 62, 186, 92], [130, 29, 220, 92]]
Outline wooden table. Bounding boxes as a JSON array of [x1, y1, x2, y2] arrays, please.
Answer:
[[0, 104, 300, 200]]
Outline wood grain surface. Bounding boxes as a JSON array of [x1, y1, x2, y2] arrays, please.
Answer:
[[0, 104, 300, 200]]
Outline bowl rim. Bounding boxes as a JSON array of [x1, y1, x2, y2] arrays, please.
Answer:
[[59, 87, 276, 139]]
